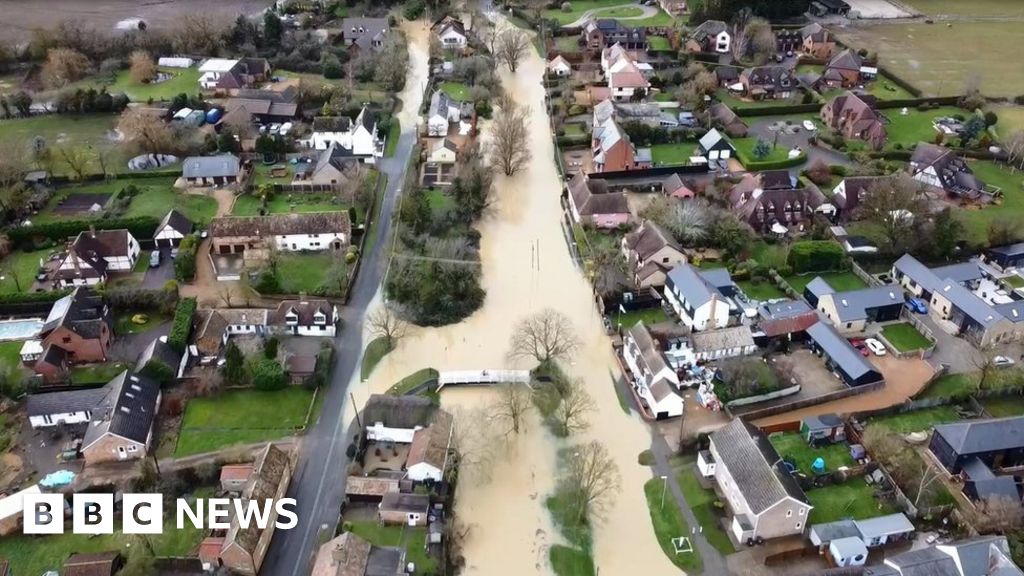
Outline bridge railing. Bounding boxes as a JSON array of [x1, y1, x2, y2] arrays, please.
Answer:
[[437, 370, 532, 388]]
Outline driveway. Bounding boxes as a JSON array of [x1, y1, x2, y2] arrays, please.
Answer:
[[561, 3, 661, 28], [745, 117, 853, 174], [142, 249, 175, 289], [910, 312, 983, 374]]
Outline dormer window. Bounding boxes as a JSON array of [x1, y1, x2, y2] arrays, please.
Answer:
[[314, 311, 327, 325], [285, 309, 299, 324]]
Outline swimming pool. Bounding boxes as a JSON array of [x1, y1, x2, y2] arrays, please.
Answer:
[[0, 318, 44, 342]]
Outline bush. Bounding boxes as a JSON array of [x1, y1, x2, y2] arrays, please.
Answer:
[[787, 241, 845, 273], [264, 337, 279, 359], [174, 234, 199, 281], [8, 216, 159, 247], [321, 55, 342, 79], [249, 357, 286, 391], [403, 0, 425, 20], [103, 286, 178, 315], [168, 297, 197, 353], [0, 290, 70, 305], [140, 359, 175, 387], [561, 2, 572, 11]]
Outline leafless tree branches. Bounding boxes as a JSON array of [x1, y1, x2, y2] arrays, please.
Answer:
[[496, 28, 530, 72], [565, 441, 621, 522], [367, 305, 409, 348], [489, 96, 532, 176], [508, 308, 580, 365], [552, 378, 596, 436], [489, 384, 533, 437]]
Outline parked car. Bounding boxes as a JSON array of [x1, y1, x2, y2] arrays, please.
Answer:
[[849, 339, 870, 357], [994, 355, 1016, 367], [802, 120, 816, 131], [149, 251, 161, 268], [865, 338, 887, 356], [906, 298, 928, 314], [280, 122, 293, 136]]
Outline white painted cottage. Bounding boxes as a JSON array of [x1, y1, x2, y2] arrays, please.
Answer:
[[52, 229, 140, 287], [622, 321, 683, 419], [154, 209, 195, 248]]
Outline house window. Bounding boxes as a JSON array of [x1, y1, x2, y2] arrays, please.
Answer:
[[846, 323, 852, 329], [127, 445, 139, 453], [63, 337, 72, 344]]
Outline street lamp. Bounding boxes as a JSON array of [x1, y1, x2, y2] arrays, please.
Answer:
[[660, 475, 668, 509]]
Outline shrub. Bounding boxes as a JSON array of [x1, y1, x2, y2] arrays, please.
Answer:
[[249, 357, 286, 391], [8, 216, 159, 247], [403, 0, 425, 20], [103, 286, 178, 315], [321, 55, 342, 79], [168, 297, 197, 353], [174, 234, 199, 281], [140, 359, 175, 387], [787, 240, 845, 273], [561, 1, 572, 11], [806, 159, 831, 185], [264, 337, 279, 359]]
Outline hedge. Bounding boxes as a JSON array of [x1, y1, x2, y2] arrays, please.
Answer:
[[742, 153, 807, 171], [8, 216, 160, 246], [103, 286, 178, 315], [787, 241, 846, 273], [733, 103, 822, 117], [174, 234, 199, 281], [46, 170, 182, 186], [0, 290, 71, 304], [168, 297, 197, 353]]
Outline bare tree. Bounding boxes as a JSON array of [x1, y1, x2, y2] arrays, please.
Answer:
[[553, 378, 596, 436], [496, 28, 530, 72], [174, 15, 225, 56], [490, 97, 532, 176], [41, 48, 91, 88], [95, 148, 110, 179], [973, 345, 1000, 392], [0, 141, 28, 214], [58, 146, 91, 180], [971, 496, 1024, 532], [449, 405, 500, 482], [855, 174, 927, 253], [508, 308, 580, 365], [732, 17, 775, 64], [367, 305, 409, 348], [489, 384, 533, 436], [587, 241, 629, 297], [119, 108, 176, 154], [1006, 130, 1024, 173], [565, 441, 621, 522], [217, 284, 234, 307], [129, 50, 157, 83]]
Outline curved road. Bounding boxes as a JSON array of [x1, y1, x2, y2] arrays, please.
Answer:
[[260, 39, 427, 576], [561, 3, 661, 28]]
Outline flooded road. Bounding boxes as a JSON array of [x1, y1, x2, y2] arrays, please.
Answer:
[[353, 18, 679, 576]]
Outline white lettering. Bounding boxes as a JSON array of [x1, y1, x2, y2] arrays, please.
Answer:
[[274, 499, 298, 529], [207, 498, 231, 529], [123, 494, 163, 534], [176, 499, 204, 530], [24, 494, 64, 534], [73, 494, 113, 535], [233, 498, 274, 530]]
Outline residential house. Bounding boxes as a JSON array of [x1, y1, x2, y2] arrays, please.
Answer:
[[307, 106, 383, 163], [30, 288, 112, 381], [80, 372, 162, 465], [714, 65, 740, 88], [23, 343, 67, 384], [566, 172, 630, 229], [432, 16, 467, 49], [220, 464, 254, 493], [360, 395, 454, 482], [406, 410, 453, 482], [799, 23, 836, 59], [709, 102, 749, 137], [663, 264, 735, 330], [729, 171, 827, 235], [801, 413, 846, 443], [960, 455, 1021, 505], [427, 138, 458, 164], [866, 536, 1024, 576], [985, 242, 1024, 271], [809, 512, 914, 549], [26, 385, 110, 428], [0, 485, 41, 536], [305, 142, 360, 189], [592, 114, 637, 173], [53, 228, 140, 287], [891, 254, 984, 301], [193, 308, 269, 360], [582, 18, 646, 50], [806, 322, 884, 387], [821, 92, 888, 150], [340, 17, 390, 54], [710, 418, 811, 542], [930, 416, 1024, 476], [209, 212, 351, 259], [601, 43, 653, 76], [427, 90, 463, 137], [182, 154, 242, 186], [621, 221, 686, 289], [814, 282, 903, 333], [379, 493, 430, 526], [820, 49, 874, 88], [689, 325, 757, 361], [757, 299, 819, 339], [198, 58, 270, 91], [548, 55, 572, 77], [663, 173, 697, 199], [594, 99, 666, 129], [609, 66, 651, 101], [154, 209, 194, 248], [269, 299, 340, 337], [63, 552, 123, 576], [697, 128, 735, 162], [686, 20, 730, 53], [203, 444, 293, 576], [925, 276, 1020, 347], [659, 0, 687, 16], [909, 142, 988, 201], [622, 322, 684, 419], [776, 28, 802, 54], [740, 66, 797, 100], [223, 86, 298, 125], [312, 532, 405, 576], [831, 176, 892, 222]]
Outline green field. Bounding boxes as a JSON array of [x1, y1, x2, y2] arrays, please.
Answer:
[[440, 81, 470, 101], [837, 22, 1024, 97], [347, 522, 437, 575], [175, 387, 316, 456], [675, 463, 736, 555], [882, 107, 964, 150], [274, 252, 341, 295], [0, 247, 52, 294], [252, 163, 294, 186], [784, 271, 867, 293], [648, 36, 671, 51], [361, 336, 392, 380], [867, 74, 916, 100], [733, 136, 792, 164], [770, 432, 856, 476], [992, 105, 1024, 140], [906, 0, 1024, 16], [0, 114, 129, 175], [806, 482, 896, 524], [644, 478, 702, 572], [982, 396, 1024, 418], [543, 0, 674, 26], [104, 67, 202, 101], [919, 372, 974, 399], [868, 405, 960, 434], [881, 323, 932, 352], [957, 160, 1024, 244], [612, 307, 669, 329], [650, 142, 696, 166], [37, 178, 218, 225], [0, 341, 23, 370], [737, 279, 786, 300]]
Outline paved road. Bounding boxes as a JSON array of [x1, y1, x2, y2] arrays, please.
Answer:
[[260, 110, 419, 576]]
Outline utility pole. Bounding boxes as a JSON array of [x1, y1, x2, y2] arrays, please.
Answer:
[[350, 391, 362, 429]]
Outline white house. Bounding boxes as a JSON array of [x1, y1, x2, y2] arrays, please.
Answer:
[[623, 321, 683, 419], [548, 55, 572, 77], [433, 16, 467, 49], [209, 212, 352, 255], [308, 106, 383, 163], [53, 229, 141, 287], [269, 299, 339, 337], [663, 264, 733, 331], [406, 416, 453, 482], [25, 385, 112, 428], [198, 58, 240, 89], [154, 209, 194, 248], [427, 90, 462, 137], [427, 138, 458, 164]]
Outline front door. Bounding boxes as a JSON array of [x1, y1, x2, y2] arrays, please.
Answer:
[[117, 446, 128, 460]]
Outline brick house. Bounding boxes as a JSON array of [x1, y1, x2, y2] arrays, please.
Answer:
[[739, 66, 797, 100], [26, 287, 112, 382], [566, 172, 630, 229], [621, 221, 687, 289], [799, 23, 835, 59], [378, 493, 430, 526], [582, 18, 646, 50], [821, 92, 888, 150], [728, 171, 827, 235], [80, 372, 161, 465], [820, 49, 875, 89], [686, 20, 730, 53]]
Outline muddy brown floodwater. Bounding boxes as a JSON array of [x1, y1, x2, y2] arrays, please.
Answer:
[[350, 16, 680, 576]]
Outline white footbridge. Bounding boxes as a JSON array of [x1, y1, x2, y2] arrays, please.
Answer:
[[437, 369, 532, 390]]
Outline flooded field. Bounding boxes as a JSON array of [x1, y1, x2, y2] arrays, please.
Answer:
[[351, 17, 679, 576]]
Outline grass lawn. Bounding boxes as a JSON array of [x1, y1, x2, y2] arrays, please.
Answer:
[[252, 163, 294, 186], [1005, 275, 1024, 289], [546, 481, 595, 576], [233, 192, 350, 218], [275, 252, 338, 295], [650, 142, 696, 166], [806, 481, 896, 524], [957, 160, 1024, 244], [0, 341, 23, 370], [105, 67, 202, 101], [868, 405, 960, 434], [653, 92, 676, 102], [784, 271, 867, 293], [564, 123, 587, 136], [770, 432, 856, 476], [881, 107, 963, 150], [612, 307, 669, 329], [0, 522, 204, 576], [737, 279, 786, 300], [733, 136, 791, 164], [676, 463, 736, 555], [626, 8, 675, 26], [0, 114, 130, 176], [175, 387, 316, 456], [361, 336, 393, 381], [385, 118, 400, 157], [880, 323, 931, 352], [993, 105, 1024, 140], [555, 36, 582, 53], [38, 177, 217, 225], [906, 0, 1024, 16], [648, 36, 671, 51], [114, 310, 170, 334], [440, 81, 470, 101], [347, 522, 437, 575], [919, 373, 975, 399], [983, 396, 1024, 418], [543, 0, 650, 25], [388, 368, 438, 395], [716, 90, 803, 111], [644, 478, 703, 572], [0, 248, 51, 294], [868, 74, 916, 100], [749, 241, 789, 269], [69, 361, 130, 385], [425, 188, 455, 216]]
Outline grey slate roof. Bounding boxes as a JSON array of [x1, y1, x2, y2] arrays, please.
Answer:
[[135, 338, 181, 373], [26, 385, 111, 417], [182, 154, 240, 179], [760, 299, 812, 319], [803, 413, 842, 431], [380, 492, 429, 514], [852, 513, 914, 540], [341, 17, 389, 51], [157, 209, 194, 237], [690, 325, 754, 352], [935, 279, 1004, 327], [826, 284, 902, 322], [942, 536, 1022, 576], [807, 321, 880, 381], [995, 300, 1024, 323], [80, 372, 160, 448], [805, 276, 835, 299], [667, 264, 716, 308], [961, 456, 1020, 501], [886, 548, 960, 576], [709, 418, 809, 515], [989, 242, 1024, 258], [41, 287, 109, 340], [894, 254, 983, 295], [933, 415, 1024, 455], [626, 321, 671, 377], [810, 519, 859, 543], [700, 268, 735, 290]]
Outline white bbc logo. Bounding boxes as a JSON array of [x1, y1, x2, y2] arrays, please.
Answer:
[[23, 493, 163, 534]]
